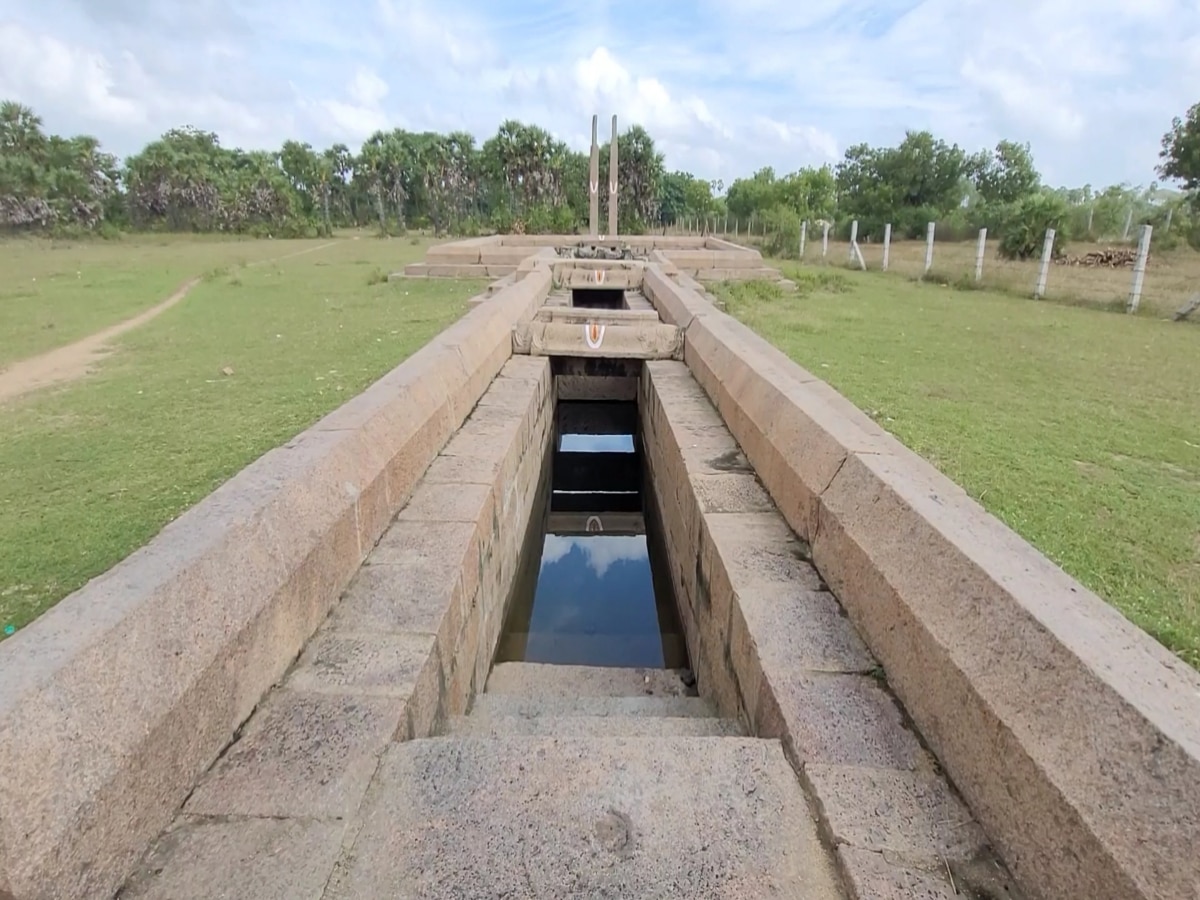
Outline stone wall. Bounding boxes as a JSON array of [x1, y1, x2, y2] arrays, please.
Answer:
[[643, 266, 1200, 900], [0, 268, 552, 900]]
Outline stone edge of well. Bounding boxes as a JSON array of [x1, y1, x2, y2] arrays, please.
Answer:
[[0, 266, 553, 900], [642, 264, 1200, 900]]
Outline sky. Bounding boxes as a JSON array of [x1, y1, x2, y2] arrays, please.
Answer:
[[1, 0, 1198, 190]]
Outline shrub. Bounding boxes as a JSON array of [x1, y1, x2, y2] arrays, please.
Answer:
[[998, 193, 1069, 260]]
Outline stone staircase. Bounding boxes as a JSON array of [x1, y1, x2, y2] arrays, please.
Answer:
[[445, 662, 744, 737], [323, 660, 847, 898]]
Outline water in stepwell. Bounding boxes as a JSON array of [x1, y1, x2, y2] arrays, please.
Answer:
[[496, 401, 688, 669]]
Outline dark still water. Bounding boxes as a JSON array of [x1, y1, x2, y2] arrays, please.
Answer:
[[495, 402, 688, 669]]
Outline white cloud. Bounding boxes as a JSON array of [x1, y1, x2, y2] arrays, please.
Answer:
[[540, 535, 646, 579], [2, 0, 1197, 187]]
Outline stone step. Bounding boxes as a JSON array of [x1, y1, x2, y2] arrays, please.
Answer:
[[484, 662, 695, 699], [325, 736, 844, 898], [468, 692, 716, 720], [444, 713, 743, 737]]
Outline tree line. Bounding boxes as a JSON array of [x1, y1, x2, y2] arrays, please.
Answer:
[[3, 98, 1199, 258]]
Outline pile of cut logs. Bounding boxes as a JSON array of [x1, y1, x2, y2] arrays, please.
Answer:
[[1054, 248, 1140, 268]]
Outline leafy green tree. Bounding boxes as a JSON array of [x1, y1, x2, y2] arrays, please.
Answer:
[[1159, 102, 1200, 192], [973, 140, 1040, 205], [836, 131, 970, 237]]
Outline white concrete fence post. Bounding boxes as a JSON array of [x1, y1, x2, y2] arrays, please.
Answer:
[[1127, 224, 1153, 314], [1122, 208, 1133, 241], [848, 220, 859, 261], [1034, 228, 1056, 298], [924, 222, 935, 274], [882, 223, 891, 271], [822, 221, 830, 260], [800, 220, 807, 258], [975, 228, 987, 282]]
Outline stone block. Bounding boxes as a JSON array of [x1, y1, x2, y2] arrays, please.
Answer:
[[806, 764, 989, 863], [516, 321, 683, 359], [285, 630, 436, 699], [642, 266, 711, 329], [813, 449, 1200, 900], [425, 242, 483, 264], [120, 816, 347, 900], [184, 690, 404, 819], [760, 671, 924, 770], [325, 737, 843, 899], [835, 848, 960, 900]]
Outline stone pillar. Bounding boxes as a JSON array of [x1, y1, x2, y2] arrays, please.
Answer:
[[608, 114, 618, 238], [588, 115, 599, 237]]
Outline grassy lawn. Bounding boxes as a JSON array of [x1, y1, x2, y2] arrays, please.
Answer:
[[0, 233, 351, 365], [714, 267, 1200, 669], [0, 234, 482, 635]]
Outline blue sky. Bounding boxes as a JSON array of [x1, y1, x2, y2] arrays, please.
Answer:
[[1, 0, 1197, 189]]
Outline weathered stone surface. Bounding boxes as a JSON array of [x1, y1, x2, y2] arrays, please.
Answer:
[[806, 764, 988, 862], [0, 266, 550, 899], [325, 737, 844, 899], [286, 630, 436, 698], [121, 816, 347, 900], [514, 321, 683, 359], [813, 449, 1200, 900], [536, 306, 660, 324], [835, 848, 960, 900], [184, 690, 404, 819], [669, 282, 1200, 900], [443, 714, 743, 737], [469, 693, 715, 719], [484, 662, 691, 698]]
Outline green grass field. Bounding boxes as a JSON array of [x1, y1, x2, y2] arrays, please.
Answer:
[[0, 234, 482, 635], [714, 268, 1200, 669], [0, 233, 346, 365]]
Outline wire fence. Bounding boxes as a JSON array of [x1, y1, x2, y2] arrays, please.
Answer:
[[664, 216, 1199, 320]]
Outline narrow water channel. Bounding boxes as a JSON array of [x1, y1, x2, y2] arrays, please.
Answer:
[[495, 400, 689, 669]]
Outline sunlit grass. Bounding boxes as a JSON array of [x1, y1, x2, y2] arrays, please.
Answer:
[[714, 266, 1200, 669], [0, 234, 481, 634]]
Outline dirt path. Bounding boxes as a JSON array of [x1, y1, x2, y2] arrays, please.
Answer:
[[0, 240, 342, 407], [0, 277, 201, 406]]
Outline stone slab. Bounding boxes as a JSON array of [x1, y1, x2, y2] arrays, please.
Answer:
[[443, 714, 744, 738], [285, 630, 436, 699], [184, 690, 404, 820], [514, 321, 683, 359], [806, 764, 988, 863], [325, 736, 844, 899], [120, 816, 347, 900], [469, 693, 716, 720], [484, 662, 693, 698]]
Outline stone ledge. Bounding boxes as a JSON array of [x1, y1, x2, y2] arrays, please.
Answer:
[[0, 271, 551, 900], [118, 356, 555, 899], [657, 284, 1200, 900], [639, 361, 1013, 898]]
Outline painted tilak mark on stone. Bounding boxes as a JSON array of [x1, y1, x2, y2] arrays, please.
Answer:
[[585, 515, 604, 533], [584, 322, 606, 350], [589, 180, 599, 195], [593, 269, 606, 284]]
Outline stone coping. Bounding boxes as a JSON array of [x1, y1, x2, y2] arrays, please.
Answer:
[[0, 268, 552, 900], [642, 266, 1200, 900]]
